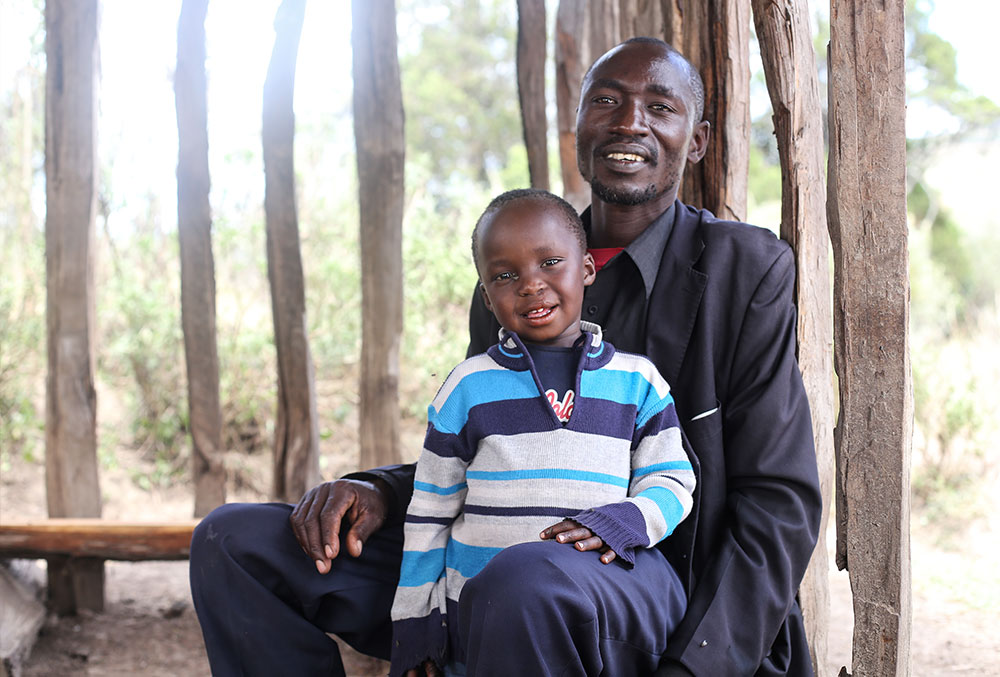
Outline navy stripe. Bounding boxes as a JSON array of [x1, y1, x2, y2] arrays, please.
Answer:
[[464, 504, 575, 517], [466, 397, 556, 436], [572, 397, 637, 439]]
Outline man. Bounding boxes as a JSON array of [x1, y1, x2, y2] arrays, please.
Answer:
[[190, 38, 821, 676]]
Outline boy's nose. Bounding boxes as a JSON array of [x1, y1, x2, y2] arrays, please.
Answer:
[[518, 276, 545, 295]]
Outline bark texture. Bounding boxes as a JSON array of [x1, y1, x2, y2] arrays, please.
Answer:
[[353, 0, 405, 470], [263, 0, 321, 502], [828, 1, 912, 674], [517, 0, 550, 190], [674, 0, 750, 221], [751, 0, 834, 672], [44, 0, 104, 615], [555, 0, 589, 210], [175, 0, 226, 517]]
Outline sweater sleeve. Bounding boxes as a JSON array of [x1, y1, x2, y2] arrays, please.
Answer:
[[390, 379, 473, 675], [569, 372, 695, 566]]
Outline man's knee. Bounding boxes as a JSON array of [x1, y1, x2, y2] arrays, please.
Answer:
[[191, 502, 290, 572]]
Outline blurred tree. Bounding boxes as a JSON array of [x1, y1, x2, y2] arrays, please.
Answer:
[[263, 0, 321, 502], [176, 0, 225, 517], [44, 0, 104, 614]]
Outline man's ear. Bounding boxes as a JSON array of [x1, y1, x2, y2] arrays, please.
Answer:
[[687, 120, 710, 164], [479, 282, 494, 312], [582, 252, 597, 287]]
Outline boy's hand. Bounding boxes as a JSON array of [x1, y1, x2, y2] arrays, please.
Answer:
[[404, 659, 442, 676], [540, 519, 618, 564]]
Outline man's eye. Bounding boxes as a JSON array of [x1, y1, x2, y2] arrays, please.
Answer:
[[649, 103, 674, 113], [592, 95, 615, 104]]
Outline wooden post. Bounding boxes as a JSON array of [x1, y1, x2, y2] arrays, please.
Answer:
[[676, 0, 750, 221], [828, 1, 911, 675], [44, 0, 104, 615], [517, 0, 550, 190], [353, 0, 405, 470], [587, 0, 621, 64], [176, 0, 226, 517], [555, 0, 589, 210], [263, 0, 321, 502], [751, 1, 834, 672]]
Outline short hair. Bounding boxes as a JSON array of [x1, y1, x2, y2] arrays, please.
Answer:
[[582, 36, 705, 124], [471, 189, 586, 272]]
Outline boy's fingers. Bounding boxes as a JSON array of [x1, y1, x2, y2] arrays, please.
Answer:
[[572, 535, 604, 551]]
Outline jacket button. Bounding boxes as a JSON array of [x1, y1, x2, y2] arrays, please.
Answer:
[[700, 640, 708, 647], [587, 305, 598, 315]]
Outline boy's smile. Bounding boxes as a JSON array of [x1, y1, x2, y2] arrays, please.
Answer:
[[475, 199, 595, 348]]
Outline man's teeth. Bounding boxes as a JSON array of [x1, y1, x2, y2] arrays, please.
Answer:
[[606, 152, 644, 162]]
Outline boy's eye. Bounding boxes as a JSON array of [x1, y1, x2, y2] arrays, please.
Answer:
[[494, 271, 514, 281], [541, 258, 562, 267]]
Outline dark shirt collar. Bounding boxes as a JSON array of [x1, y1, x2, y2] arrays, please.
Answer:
[[582, 201, 675, 299]]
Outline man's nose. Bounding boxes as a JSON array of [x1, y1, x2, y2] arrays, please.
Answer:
[[608, 100, 647, 135]]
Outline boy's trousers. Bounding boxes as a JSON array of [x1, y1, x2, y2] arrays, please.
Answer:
[[189, 502, 687, 676]]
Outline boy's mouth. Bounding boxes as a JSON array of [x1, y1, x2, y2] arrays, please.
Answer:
[[522, 306, 555, 322]]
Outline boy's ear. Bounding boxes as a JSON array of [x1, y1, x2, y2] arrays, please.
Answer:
[[582, 252, 597, 287], [479, 282, 494, 312]]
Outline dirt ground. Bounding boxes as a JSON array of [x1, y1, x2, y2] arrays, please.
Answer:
[[2, 441, 999, 676]]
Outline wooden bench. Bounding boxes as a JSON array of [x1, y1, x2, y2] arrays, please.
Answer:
[[0, 518, 200, 561]]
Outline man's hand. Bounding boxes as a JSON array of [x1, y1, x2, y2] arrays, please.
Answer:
[[289, 478, 389, 574], [539, 519, 618, 564], [404, 659, 442, 677]]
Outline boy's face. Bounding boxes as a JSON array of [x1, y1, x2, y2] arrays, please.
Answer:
[[476, 200, 596, 348]]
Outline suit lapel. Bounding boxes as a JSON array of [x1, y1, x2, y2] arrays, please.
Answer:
[[645, 202, 707, 388]]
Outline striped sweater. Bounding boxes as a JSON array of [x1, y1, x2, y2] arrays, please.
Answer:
[[389, 323, 696, 673]]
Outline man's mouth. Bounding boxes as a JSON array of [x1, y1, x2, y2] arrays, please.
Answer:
[[605, 152, 646, 163]]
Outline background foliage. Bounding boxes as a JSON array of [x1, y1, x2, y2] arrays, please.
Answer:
[[1, 0, 997, 535]]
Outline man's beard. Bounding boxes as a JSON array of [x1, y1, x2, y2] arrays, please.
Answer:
[[590, 179, 659, 206]]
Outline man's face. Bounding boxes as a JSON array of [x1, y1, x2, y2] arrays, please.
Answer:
[[576, 42, 707, 209], [477, 201, 596, 348]]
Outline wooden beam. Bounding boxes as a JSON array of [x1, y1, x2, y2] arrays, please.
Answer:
[[555, 0, 589, 210], [750, 0, 834, 673], [828, 0, 911, 675], [0, 520, 200, 561]]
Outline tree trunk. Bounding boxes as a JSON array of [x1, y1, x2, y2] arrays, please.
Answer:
[[676, 0, 750, 221], [587, 0, 621, 63], [751, 1, 834, 672], [176, 0, 225, 518], [44, 0, 103, 615], [555, 0, 589, 210], [263, 0, 321, 502], [517, 0, 549, 190], [353, 0, 405, 470], [828, 1, 911, 675]]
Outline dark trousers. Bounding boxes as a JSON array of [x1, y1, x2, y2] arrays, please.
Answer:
[[190, 502, 687, 676]]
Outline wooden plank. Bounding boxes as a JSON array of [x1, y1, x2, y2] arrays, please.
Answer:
[[353, 0, 405, 470], [517, 0, 550, 190], [0, 520, 200, 561], [44, 0, 104, 615], [750, 0, 834, 672], [828, 0, 911, 675]]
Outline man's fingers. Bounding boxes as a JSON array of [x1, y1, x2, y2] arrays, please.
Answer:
[[319, 487, 355, 561], [290, 485, 328, 565]]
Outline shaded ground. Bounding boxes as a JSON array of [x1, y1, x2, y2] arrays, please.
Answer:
[[3, 445, 998, 675]]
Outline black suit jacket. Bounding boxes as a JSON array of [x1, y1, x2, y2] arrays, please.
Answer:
[[366, 201, 822, 676]]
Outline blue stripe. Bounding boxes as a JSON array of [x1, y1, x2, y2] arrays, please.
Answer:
[[398, 548, 446, 587], [466, 468, 628, 488], [446, 539, 504, 579], [635, 460, 693, 475], [414, 480, 467, 495], [580, 370, 675, 429], [642, 486, 685, 535], [431, 370, 538, 434]]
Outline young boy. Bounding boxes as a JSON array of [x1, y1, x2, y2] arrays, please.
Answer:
[[390, 189, 696, 677]]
